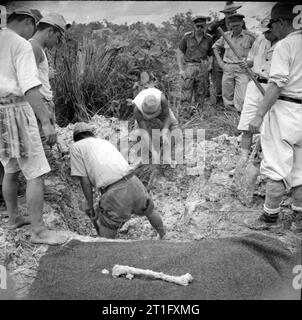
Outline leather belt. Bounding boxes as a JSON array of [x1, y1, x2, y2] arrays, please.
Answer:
[[278, 95, 302, 104], [100, 172, 134, 194], [255, 76, 268, 84]]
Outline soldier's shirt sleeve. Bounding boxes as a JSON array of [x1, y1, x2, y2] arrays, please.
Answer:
[[15, 41, 42, 95], [179, 36, 187, 53], [70, 144, 87, 177], [268, 41, 290, 88], [212, 35, 224, 50], [247, 36, 258, 62]]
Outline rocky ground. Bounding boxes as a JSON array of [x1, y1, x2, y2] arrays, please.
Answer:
[[0, 115, 301, 299]]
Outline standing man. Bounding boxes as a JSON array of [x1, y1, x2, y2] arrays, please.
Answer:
[[70, 123, 166, 239], [177, 16, 213, 112], [208, 1, 244, 104], [29, 13, 69, 157], [0, 8, 66, 244], [212, 13, 256, 113], [244, 3, 302, 232], [237, 16, 278, 162]]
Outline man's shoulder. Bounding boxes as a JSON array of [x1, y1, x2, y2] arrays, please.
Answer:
[[3, 29, 31, 52], [243, 29, 257, 40]]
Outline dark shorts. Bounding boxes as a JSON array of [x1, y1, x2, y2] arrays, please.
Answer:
[[97, 175, 154, 230]]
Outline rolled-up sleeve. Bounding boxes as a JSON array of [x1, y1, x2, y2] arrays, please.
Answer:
[[268, 41, 290, 88], [15, 42, 41, 95], [212, 36, 224, 50], [70, 145, 87, 177]]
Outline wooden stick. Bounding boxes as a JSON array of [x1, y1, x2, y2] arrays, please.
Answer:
[[217, 27, 265, 96], [112, 264, 193, 286]]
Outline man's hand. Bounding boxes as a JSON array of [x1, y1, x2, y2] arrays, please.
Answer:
[[239, 59, 249, 70], [248, 114, 264, 134], [179, 70, 186, 79], [41, 122, 57, 146]]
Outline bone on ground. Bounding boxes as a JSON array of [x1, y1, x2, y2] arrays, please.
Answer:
[[112, 264, 193, 286]]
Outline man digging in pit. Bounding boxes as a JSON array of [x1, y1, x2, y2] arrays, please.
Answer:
[[132, 87, 179, 166], [69, 122, 166, 239]]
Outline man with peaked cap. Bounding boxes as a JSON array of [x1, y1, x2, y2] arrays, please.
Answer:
[[208, 1, 246, 104], [244, 3, 302, 233], [29, 13, 69, 157], [70, 122, 166, 239], [236, 16, 278, 163], [212, 13, 256, 112], [177, 15, 213, 112], [0, 7, 67, 245]]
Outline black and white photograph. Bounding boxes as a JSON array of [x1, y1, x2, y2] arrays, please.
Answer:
[[0, 0, 302, 304]]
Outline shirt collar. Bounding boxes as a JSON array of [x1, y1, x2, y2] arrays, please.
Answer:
[[285, 30, 302, 38]]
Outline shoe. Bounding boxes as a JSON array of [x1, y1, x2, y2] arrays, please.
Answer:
[[244, 213, 281, 231]]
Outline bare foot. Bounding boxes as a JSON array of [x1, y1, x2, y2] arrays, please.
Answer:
[[7, 215, 31, 230], [30, 228, 68, 245]]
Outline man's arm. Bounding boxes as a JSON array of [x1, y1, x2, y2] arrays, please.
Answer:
[[30, 41, 44, 66], [147, 211, 166, 239], [79, 176, 94, 212], [176, 48, 186, 78], [212, 36, 225, 69], [161, 94, 172, 131], [25, 87, 56, 146], [248, 83, 282, 133]]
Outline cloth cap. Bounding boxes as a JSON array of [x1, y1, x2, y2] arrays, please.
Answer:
[[192, 16, 211, 24], [228, 13, 245, 22], [9, 7, 43, 24], [141, 94, 161, 120], [267, 2, 297, 27], [73, 122, 94, 137], [38, 13, 68, 34], [259, 14, 271, 32], [220, 1, 242, 13]]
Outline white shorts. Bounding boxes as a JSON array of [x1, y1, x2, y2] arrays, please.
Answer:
[[237, 81, 268, 131]]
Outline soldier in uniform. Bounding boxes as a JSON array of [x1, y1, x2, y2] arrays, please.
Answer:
[[207, 1, 245, 104], [177, 16, 213, 113], [244, 3, 302, 232], [212, 13, 256, 112]]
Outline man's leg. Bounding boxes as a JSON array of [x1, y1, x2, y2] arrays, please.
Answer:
[[222, 65, 235, 109], [234, 70, 249, 112], [212, 56, 223, 102], [3, 171, 30, 229], [195, 63, 207, 112]]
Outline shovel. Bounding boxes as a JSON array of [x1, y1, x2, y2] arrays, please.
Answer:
[[234, 138, 261, 207]]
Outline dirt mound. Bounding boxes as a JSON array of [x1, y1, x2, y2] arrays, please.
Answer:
[[1, 115, 300, 299]]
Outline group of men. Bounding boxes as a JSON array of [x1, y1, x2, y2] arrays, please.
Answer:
[[0, 8, 166, 244], [0, 2, 301, 247], [177, 1, 302, 233]]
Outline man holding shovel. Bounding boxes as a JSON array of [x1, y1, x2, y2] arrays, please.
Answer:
[[237, 16, 279, 163], [70, 122, 166, 239], [212, 13, 256, 112], [244, 2, 302, 232]]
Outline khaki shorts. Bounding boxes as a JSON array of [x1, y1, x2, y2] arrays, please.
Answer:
[[97, 175, 154, 230], [0, 103, 51, 180]]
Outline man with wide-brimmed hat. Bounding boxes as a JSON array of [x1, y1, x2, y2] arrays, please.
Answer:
[[236, 15, 278, 163], [0, 7, 67, 245], [244, 2, 302, 233], [177, 15, 213, 112], [212, 13, 256, 112], [208, 2, 246, 104], [69, 122, 166, 239], [29, 13, 69, 157], [132, 87, 179, 165]]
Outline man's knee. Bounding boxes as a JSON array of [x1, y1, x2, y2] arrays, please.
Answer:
[[264, 179, 286, 213]]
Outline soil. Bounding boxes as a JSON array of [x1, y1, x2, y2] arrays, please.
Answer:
[[0, 115, 301, 299]]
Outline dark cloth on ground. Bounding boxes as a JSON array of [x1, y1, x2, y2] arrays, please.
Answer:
[[28, 233, 301, 300]]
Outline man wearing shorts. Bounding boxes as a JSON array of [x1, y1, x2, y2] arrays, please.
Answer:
[[0, 8, 66, 245], [70, 122, 166, 239]]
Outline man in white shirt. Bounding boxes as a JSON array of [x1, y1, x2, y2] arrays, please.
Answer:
[[237, 16, 278, 162], [29, 13, 69, 156], [0, 8, 66, 245], [244, 3, 302, 232], [70, 122, 166, 239]]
